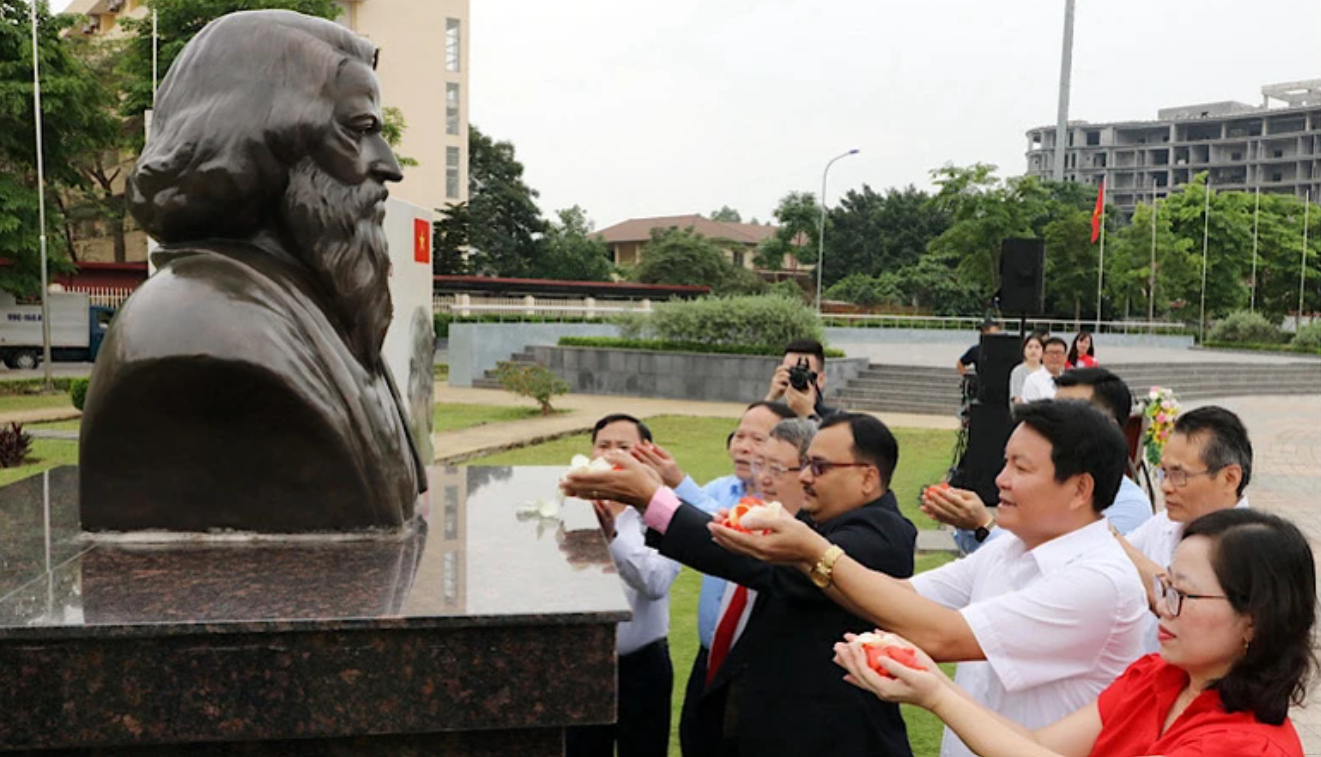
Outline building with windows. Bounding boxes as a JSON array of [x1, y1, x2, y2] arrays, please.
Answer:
[[1026, 79, 1321, 215], [597, 214, 799, 272], [63, 0, 147, 39], [337, 0, 469, 213]]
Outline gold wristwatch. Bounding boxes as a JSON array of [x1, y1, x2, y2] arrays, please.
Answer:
[[809, 545, 846, 589]]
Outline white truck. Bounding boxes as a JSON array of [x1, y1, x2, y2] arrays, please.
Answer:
[[0, 291, 114, 369]]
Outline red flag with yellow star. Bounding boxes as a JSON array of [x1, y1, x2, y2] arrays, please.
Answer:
[[414, 218, 430, 264]]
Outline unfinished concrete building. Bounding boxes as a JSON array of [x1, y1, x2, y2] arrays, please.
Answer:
[[1026, 79, 1321, 216]]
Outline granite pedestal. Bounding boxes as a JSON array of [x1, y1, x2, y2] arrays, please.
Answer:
[[0, 466, 628, 754]]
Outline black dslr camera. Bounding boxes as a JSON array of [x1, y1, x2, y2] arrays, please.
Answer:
[[787, 357, 818, 393]]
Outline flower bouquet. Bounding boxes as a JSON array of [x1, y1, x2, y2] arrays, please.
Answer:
[[1142, 386, 1181, 466]]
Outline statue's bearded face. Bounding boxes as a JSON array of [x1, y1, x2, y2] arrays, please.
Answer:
[[278, 60, 403, 368]]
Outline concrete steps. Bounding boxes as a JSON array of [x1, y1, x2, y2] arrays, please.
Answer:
[[472, 351, 539, 390], [835, 361, 1321, 415]]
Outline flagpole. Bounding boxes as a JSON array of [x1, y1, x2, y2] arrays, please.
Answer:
[[1199, 176, 1212, 344], [1250, 184, 1260, 313], [1095, 179, 1106, 331], [1300, 189, 1311, 326], [1149, 191, 1158, 324], [29, 0, 52, 391]]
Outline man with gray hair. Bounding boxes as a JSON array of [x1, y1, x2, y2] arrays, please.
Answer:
[[1117, 405, 1254, 653], [80, 11, 426, 533]]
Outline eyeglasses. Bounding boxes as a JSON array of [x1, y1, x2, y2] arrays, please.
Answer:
[[1155, 466, 1221, 488], [805, 459, 874, 477], [761, 463, 803, 477], [1153, 573, 1230, 617]]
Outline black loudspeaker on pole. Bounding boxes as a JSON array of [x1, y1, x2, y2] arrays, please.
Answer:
[[998, 238, 1045, 316], [950, 333, 1022, 509]]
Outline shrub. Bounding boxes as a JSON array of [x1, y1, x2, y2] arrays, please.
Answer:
[[767, 280, 806, 302], [434, 312, 453, 339], [642, 295, 823, 349], [1207, 311, 1282, 345], [70, 378, 90, 410], [0, 377, 77, 396], [495, 362, 570, 416], [0, 422, 32, 468], [1292, 321, 1321, 351]]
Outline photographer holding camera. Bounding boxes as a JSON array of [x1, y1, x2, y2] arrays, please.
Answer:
[[765, 339, 838, 421]]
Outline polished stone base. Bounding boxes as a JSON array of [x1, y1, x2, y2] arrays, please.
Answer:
[[0, 466, 628, 754], [10, 729, 563, 756]]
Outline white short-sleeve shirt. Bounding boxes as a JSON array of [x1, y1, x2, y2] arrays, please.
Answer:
[[1126, 497, 1250, 654], [1019, 367, 1057, 402], [911, 519, 1148, 757]]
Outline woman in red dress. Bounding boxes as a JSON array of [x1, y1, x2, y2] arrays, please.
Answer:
[[1068, 330, 1099, 368], [835, 509, 1314, 757]]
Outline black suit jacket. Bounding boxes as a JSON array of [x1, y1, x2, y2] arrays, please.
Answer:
[[648, 493, 916, 757]]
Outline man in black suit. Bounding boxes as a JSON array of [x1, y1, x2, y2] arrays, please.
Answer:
[[563, 413, 916, 757]]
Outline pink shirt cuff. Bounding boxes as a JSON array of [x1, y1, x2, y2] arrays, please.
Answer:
[[643, 486, 682, 534]]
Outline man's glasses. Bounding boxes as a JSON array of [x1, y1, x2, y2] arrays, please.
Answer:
[[1153, 573, 1230, 617], [805, 459, 875, 477], [760, 463, 803, 477], [1155, 466, 1221, 488]]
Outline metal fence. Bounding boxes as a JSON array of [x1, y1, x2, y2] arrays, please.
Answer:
[[434, 294, 655, 318], [819, 313, 1192, 335], [68, 286, 133, 309]]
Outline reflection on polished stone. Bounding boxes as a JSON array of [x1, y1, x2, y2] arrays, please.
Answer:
[[0, 466, 626, 633]]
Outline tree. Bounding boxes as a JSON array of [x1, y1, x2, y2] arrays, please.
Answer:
[[62, 34, 133, 262], [466, 124, 546, 277], [823, 184, 949, 288], [117, 0, 341, 128], [709, 205, 742, 223], [432, 202, 469, 276], [0, 0, 115, 292], [529, 205, 612, 282], [380, 106, 418, 168], [631, 227, 731, 288], [756, 192, 818, 270], [630, 226, 764, 294], [1104, 200, 1194, 321]]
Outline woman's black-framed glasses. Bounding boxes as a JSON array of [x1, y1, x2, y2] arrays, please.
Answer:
[[806, 459, 875, 477], [1153, 573, 1230, 617]]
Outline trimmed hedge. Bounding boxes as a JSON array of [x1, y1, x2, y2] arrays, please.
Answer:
[[0, 377, 77, 396], [558, 336, 845, 358], [1203, 341, 1321, 356], [638, 295, 823, 347], [70, 378, 90, 410]]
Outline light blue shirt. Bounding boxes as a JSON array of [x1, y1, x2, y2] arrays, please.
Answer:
[[674, 473, 745, 649], [953, 476, 1154, 555]]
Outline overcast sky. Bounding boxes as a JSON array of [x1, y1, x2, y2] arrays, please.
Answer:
[[55, 0, 1321, 229], [467, 0, 1320, 228]]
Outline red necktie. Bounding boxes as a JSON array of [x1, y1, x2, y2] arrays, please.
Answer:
[[706, 585, 749, 686]]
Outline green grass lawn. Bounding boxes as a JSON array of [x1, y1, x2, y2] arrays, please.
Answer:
[[432, 402, 562, 433], [27, 419, 82, 431], [0, 438, 79, 487], [469, 415, 952, 530], [0, 393, 75, 414], [467, 417, 960, 755]]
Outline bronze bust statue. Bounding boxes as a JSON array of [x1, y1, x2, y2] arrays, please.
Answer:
[[79, 10, 427, 532]]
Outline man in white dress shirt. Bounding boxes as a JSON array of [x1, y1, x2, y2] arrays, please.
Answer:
[[567, 414, 681, 757], [710, 400, 1148, 757], [1116, 405, 1253, 653], [1019, 337, 1068, 402]]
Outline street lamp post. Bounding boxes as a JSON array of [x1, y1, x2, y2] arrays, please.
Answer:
[[29, 0, 52, 391], [816, 148, 860, 315]]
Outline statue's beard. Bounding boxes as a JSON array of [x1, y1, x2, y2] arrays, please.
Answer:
[[281, 158, 393, 368]]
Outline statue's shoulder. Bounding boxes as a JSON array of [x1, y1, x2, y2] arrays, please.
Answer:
[[106, 245, 329, 369]]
